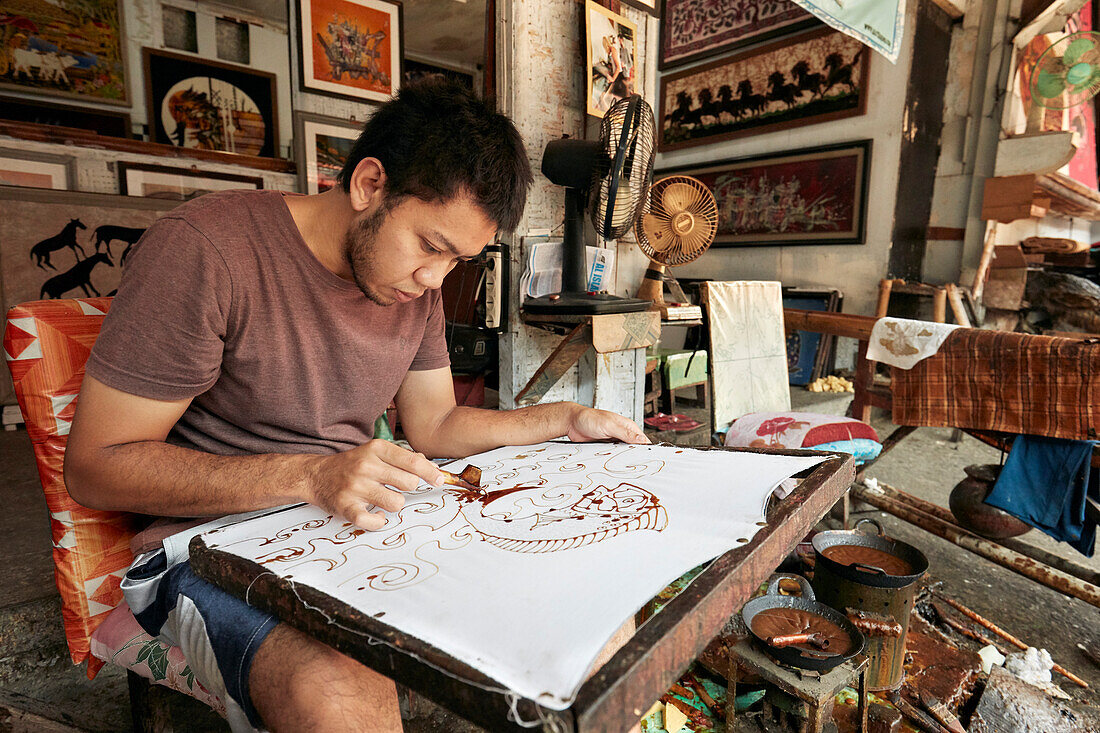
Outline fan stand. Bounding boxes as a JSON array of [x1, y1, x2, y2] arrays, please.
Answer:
[[524, 188, 651, 316], [636, 263, 698, 320]]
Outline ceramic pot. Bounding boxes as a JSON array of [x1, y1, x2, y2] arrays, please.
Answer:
[[949, 464, 1030, 539]]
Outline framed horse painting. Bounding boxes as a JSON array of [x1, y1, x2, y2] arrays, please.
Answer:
[[143, 48, 279, 158], [295, 0, 403, 105], [658, 27, 868, 152], [0, 186, 184, 404]]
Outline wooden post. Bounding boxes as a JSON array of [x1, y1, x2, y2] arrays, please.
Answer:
[[932, 288, 947, 323]]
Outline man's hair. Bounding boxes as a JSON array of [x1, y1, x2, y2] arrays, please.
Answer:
[[336, 78, 532, 232]]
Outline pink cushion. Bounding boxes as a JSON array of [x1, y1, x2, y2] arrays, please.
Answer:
[[724, 411, 878, 450], [90, 602, 225, 716]]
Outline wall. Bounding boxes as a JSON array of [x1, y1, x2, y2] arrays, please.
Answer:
[[653, 0, 921, 317], [497, 0, 659, 416]]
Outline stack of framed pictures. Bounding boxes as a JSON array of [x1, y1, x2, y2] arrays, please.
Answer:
[[782, 287, 843, 386]]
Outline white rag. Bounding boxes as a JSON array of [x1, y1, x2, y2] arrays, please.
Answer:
[[866, 317, 961, 370]]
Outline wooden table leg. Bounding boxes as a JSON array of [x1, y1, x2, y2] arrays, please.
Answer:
[[726, 655, 738, 733]]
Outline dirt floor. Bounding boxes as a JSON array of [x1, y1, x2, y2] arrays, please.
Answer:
[[1, 390, 1098, 731]]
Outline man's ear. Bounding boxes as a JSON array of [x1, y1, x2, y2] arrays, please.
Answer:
[[348, 157, 387, 212]]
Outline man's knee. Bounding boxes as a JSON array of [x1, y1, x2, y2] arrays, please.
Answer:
[[249, 624, 400, 732]]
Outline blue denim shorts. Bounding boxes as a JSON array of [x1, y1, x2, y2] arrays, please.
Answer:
[[125, 550, 278, 730]]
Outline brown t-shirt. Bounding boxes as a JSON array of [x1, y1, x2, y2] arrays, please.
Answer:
[[87, 189, 450, 456]]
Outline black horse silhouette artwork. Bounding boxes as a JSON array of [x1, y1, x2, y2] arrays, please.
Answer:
[[40, 253, 114, 299], [93, 225, 146, 261], [30, 219, 86, 270]]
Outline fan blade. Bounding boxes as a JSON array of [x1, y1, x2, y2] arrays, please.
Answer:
[[641, 213, 675, 252], [1064, 37, 1096, 66], [1036, 68, 1067, 99], [661, 181, 701, 213]]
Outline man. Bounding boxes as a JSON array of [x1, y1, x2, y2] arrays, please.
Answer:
[[65, 79, 647, 731]]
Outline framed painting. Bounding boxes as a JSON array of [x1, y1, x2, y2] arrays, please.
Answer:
[[586, 1, 640, 118], [0, 0, 130, 105], [0, 185, 185, 404], [0, 149, 75, 190], [0, 96, 132, 138], [620, 0, 659, 17], [293, 111, 364, 194], [295, 0, 402, 104], [118, 162, 264, 199], [143, 48, 279, 159], [658, 27, 868, 151], [659, 0, 818, 70], [657, 140, 872, 247]]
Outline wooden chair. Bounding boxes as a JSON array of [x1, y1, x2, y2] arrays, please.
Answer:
[[3, 298, 225, 731]]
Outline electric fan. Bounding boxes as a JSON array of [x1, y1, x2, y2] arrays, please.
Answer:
[[1030, 31, 1100, 110], [524, 94, 656, 316], [635, 175, 718, 319]]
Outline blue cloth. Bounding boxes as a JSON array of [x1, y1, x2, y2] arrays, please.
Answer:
[[985, 436, 1098, 557]]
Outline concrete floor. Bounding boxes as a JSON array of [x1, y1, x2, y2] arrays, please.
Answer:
[[1, 390, 1099, 730]]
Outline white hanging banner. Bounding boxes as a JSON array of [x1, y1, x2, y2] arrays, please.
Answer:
[[200, 441, 825, 710], [790, 0, 906, 64]]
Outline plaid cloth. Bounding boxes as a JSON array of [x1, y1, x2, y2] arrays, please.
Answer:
[[891, 329, 1100, 440]]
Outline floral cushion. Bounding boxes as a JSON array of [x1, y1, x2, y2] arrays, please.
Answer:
[[90, 602, 225, 715], [3, 298, 143, 671], [724, 411, 879, 450]]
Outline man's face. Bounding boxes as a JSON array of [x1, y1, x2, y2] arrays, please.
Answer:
[[344, 193, 497, 306]]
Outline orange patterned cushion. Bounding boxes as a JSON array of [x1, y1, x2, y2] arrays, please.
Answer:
[[3, 298, 143, 670]]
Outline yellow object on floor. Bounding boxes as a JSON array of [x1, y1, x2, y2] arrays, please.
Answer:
[[807, 375, 854, 393]]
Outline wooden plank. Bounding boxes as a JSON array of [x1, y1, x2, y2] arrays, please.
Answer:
[[994, 131, 1076, 177], [514, 322, 593, 406], [945, 283, 973, 327], [591, 311, 660, 354], [782, 309, 876, 340]]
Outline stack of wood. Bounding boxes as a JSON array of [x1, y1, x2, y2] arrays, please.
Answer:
[[980, 236, 1098, 334]]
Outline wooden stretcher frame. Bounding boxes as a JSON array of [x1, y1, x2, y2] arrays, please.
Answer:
[[189, 448, 853, 731]]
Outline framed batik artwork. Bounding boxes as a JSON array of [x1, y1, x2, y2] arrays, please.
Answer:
[[657, 140, 872, 247], [0, 149, 75, 190], [0, 0, 130, 104], [659, 0, 818, 70], [658, 27, 868, 151], [293, 111, 364, 194], [295, 0, 403, 104], [143, 48, 279, 159], [117, 163, 263, 199]]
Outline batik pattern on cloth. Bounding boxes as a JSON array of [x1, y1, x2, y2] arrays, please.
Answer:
[[201, 441, 826, 709], [891, 329, 1100, 441]]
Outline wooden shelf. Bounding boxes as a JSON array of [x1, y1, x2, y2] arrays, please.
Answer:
[[0, 119, 296, 174], [982, 172, 1100, 222]]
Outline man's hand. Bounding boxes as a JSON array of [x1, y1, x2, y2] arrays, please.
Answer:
[[566, 405, 650, 445], [309, 440, 447, 530]]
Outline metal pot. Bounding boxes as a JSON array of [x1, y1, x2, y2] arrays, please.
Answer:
[[949, 464, 1031, 539], [741, 574, 866, 672], [811, 519, 928, 690]]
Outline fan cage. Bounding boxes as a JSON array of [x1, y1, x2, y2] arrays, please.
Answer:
[[635, 175, 718, 266], [590, 95, 656, 241], [1029, 31, 1100, 110]]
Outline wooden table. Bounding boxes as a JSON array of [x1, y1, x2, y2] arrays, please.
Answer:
[[189, 449, 854, 732]]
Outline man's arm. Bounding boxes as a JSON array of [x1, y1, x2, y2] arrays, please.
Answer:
[[393, 367, 648, 459], [64, 376, 448, 530]]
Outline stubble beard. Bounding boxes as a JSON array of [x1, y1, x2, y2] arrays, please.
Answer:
[[344, 205, 391, 306]]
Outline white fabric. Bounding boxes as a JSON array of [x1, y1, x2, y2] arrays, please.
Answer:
[[201, 441, 825, 710], [866, 317, 961, 370], [704, 281, 791, 431], [789, 0, 906, 63]]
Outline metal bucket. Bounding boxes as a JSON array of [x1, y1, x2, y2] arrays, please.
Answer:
[[810, 519, 927, 690]]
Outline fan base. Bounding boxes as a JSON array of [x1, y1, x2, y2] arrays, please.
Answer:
[[524, 292, 652, 316]]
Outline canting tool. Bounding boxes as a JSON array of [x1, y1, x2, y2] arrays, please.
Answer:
[[439, 465, 482, 491]]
